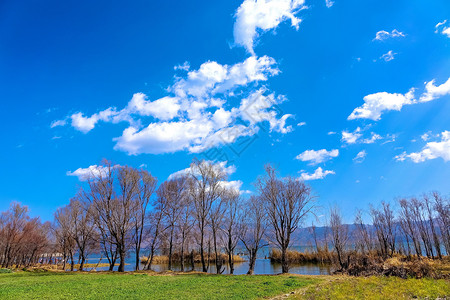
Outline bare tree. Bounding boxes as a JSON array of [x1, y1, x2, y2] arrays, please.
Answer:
[[179, 185, 195, 272], [221, 190, 242, 274], [257, 165, 314, 273], [131, 169, 157, 271], [370, 202, 397, 258], [398, 198, 422, 257], [86, 161, 141, 272], [329, 207, 348, 270], [189, 159, 226, 272], [144, 210, 164, 271], [353, 210, 373, 255], [433, 192, 450, 255], [157, 176, 186, 270], [240, 196, 268, 275], [0, 203, 29, 268], [66, 195, 97, 271]]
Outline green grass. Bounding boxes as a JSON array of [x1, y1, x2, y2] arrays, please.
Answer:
[[0, 271, 318, 300], [296, 276, 450, 300], [0, 271, 448, 299]]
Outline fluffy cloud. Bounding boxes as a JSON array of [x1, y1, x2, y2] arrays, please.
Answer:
[[419, 77, 450, 102], [380, 50, 396, 62], [234, 0, 306, 54], [325, 0, 334, 8], [353, 150, 367, 163], [341, 127, 382, 145], [67, 165, 115, 181], [296, 149, 339, 165], [168, 161, 236, 180], [167, 161, 247, 193], [395, 131, 450, 163], [348, 89, 414, 121], [71, 108, 117, 133], [349, 77, 450, 121], [54, 56, 293, 155], [299, 167, 335, 180], [373, 29, 405, 41], [435, 20, 450, 38]]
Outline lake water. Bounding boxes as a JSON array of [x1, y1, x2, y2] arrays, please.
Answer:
[[83, 253, 331, 275]]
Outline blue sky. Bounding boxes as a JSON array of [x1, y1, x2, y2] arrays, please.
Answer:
[[1, 0, 449, 223]]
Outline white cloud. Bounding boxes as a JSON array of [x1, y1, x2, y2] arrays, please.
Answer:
[[395, 131, 450, 163], [70, 108, 117, 133], [174, 61, 190, 71], [327, 131, 336, 135], [167, 161, 248, 193], [341, 127, 362, 144], [348, 89, 415, 121], [373, 29, 405, 41], [341, 127, 382, 145], [299, 167, 335, 180], [54, 56, 292, 155], [325, 0, 334, 8], [421, 132, 430, 141], [353, 150, 367, 163], [297, 121, 306, 127], [435, 20, 450, 37], [124, 93, 180, 121], [50, 119, 66, 128], [380, 50, 396, 62], [67, 165, 116, 181], [295, 149, 339, 165], [419, 77, 450, 102], [168, 161, 237, 181], [348, 77, 450, 121], [234, 0, 306, 54]]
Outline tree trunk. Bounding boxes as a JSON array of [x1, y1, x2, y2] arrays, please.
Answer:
[[168, 228, 174, 270], [180, 234, 185, 272], [281, 247, 289, 274], [118, 246, 125, 272], [228, 234, 234, 275], [79, 255, 85, 271], [200, 228, 207, 272], [135, 246, 140, 271], [247, 249, 256, 275]]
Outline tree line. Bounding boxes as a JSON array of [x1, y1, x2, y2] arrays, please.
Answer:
[[0, 159, 448, 275]]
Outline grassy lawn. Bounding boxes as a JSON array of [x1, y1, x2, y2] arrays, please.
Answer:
[[0, 271, 318, 300], [0, 271, 448, 299], [296, 276, 450, 300]]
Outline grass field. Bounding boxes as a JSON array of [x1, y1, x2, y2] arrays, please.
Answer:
[[0, 271, 448, 299]]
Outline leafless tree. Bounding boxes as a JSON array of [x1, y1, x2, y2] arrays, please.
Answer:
[[66, 195, 97, 271], [178, 185, 195, 271], [410, 198, 434, 258], [157, 176, 186, 270], [424, 194, 442, 259], [329, 207, 348, 270], [398, 198, 422, 257], [221, 190, 242, 274], [353, 210, 373, 255], [240, 196, 268, 275], [370, 202, 397, 258], [131, 169, 157, 271], [144, 210, 164, 271], [0, 203, 29, 268], [188, 159, 226, 272], [257, 164, 314, 273], [433, 192, 450, 255]]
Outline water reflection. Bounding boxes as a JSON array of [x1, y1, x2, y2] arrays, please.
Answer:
[[83, 257, 331, 275]]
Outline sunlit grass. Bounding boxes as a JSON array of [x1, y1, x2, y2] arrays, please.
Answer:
[[0, 271, 317, 300]]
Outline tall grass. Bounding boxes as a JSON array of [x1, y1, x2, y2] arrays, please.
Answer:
[[269, 249, 334, 264]]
